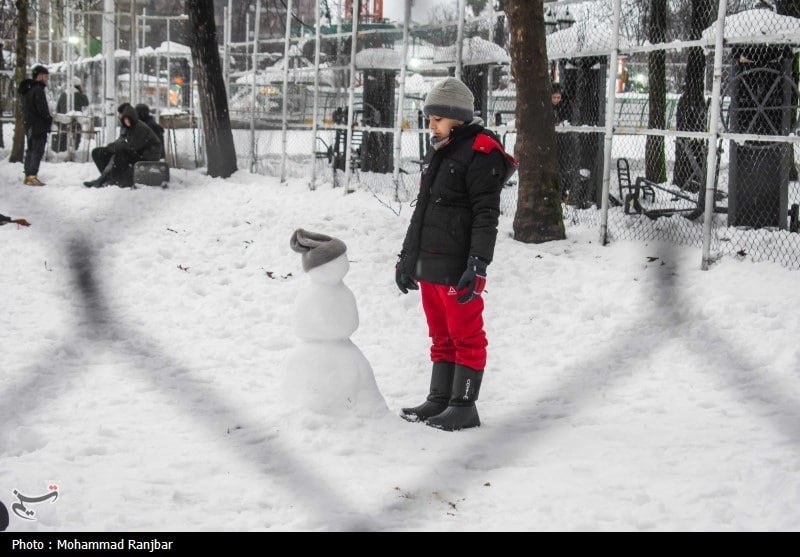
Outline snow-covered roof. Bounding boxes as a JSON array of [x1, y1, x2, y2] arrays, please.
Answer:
[[160, 107, 189, 116], [547, 20, 629, 58], [154, 41, 192, 56], [117, 72, 169, 86], [701, 9, 800, 43], [233, 65, 336, 87], [356, 48, 403, 70], [403, 73, 432, 94], [433, 36, 511, 66]]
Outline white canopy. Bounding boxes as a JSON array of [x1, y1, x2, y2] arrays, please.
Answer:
[[701, 9, 800, 42], [434, 36, 511, 66], [546, 20, 629, 58]]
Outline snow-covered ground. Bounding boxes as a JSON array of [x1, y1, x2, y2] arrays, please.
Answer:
[[1, 157, 799, 531]]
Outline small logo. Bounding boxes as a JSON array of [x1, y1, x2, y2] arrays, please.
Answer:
[[464, 379, 471, 400], [10, 485, 59, 522], [448, 287, 457, 296]]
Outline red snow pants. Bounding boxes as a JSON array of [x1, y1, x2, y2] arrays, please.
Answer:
[[419, 281, 488, 371]]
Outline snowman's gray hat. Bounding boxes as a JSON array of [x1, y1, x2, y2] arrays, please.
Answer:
[[290, 228, 347, 272]]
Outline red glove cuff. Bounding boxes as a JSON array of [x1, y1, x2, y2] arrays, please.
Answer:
[[474, 275, 486, 295]]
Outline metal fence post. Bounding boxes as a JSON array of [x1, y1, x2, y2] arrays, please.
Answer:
[[455, 0, 465, 80], [250, 1, 261, 174], [166, 19, 171, 107], [309, 0, 322, 191], [223, 4, 230, 101], [701, 0, 728, 270], [392, 0, 411, 200], [103, 0, 115, 145], [66, 4, 75, 161], [66, 4, 73, 113], [343, 0, 360, 193], [129, 0, 136, 105], [599, 0, 622, 245], [279, 0, 293, 185], [35, 2, 40, 62]]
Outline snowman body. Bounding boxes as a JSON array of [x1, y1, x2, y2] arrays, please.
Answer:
[[283, 253, 388, 419]]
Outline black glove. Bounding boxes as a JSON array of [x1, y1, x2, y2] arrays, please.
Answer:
[[456, 256, 487, 304], [395, 255, 419, 294]]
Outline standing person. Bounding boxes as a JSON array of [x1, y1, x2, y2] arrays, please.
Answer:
[[18, 65, 53, 186], [83, 104, 161, 188], [55, 77, 90, 152], [551, 83, 570, 125], [396, 77, 517, 431]]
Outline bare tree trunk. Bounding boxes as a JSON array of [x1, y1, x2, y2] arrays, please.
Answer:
[[186, 0, 237, 178], [9, 0, 28, 163], [674, 0, 711, 191], [0, 35, 5, 149], [645, 0, 667, 183], [507, 0, 565, 243]]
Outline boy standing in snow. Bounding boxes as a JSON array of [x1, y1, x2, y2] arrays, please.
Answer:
[[396, 77, 517, 431]]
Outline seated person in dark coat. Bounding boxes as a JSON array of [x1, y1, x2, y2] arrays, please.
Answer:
[[83, 105, 162, 188], [116, 102, 132, 137], [135, 103, 165, 160]]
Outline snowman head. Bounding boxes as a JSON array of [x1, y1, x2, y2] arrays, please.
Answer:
[[308, 252, 349, 284], [290, 228, 349, 282]]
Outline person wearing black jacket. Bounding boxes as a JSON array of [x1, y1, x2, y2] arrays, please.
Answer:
[[54, 78, 90, 152], [84, 104, 162, 188], [135, 104, 165, 160], [396, 77, 518, 431], [18, 65, 53, 186], [551, 83, 571, 125]]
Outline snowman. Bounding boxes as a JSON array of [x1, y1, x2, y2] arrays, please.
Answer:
[[282, 229, 388, 420]]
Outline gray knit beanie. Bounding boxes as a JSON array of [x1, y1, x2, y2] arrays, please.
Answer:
[[290, 228, 347, 272], [423, 77, 475, 122]]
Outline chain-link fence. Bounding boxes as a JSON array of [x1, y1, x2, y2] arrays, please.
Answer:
[[9, 0, 800, 269], [537, 0, 800, 268], [172, 0, 800, 268], [212, 1, 518, 215]]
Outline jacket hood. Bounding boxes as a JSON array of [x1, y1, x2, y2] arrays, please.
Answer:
[[18, 79, 35, 95], [135, 103, 150, 121], [121, 105, 139, 128]]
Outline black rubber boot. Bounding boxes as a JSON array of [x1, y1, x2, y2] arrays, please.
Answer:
[[400, 361, 455, 422], [425, 364, 483, 431], [83, 176, 106, 188]]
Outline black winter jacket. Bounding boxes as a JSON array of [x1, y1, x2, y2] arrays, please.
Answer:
[[56, 90, 90, 114], [18, 79, 52, 135], [400, 122, 517, 286], [107, 105, 161, 161], [135, 104, 166, 159]]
